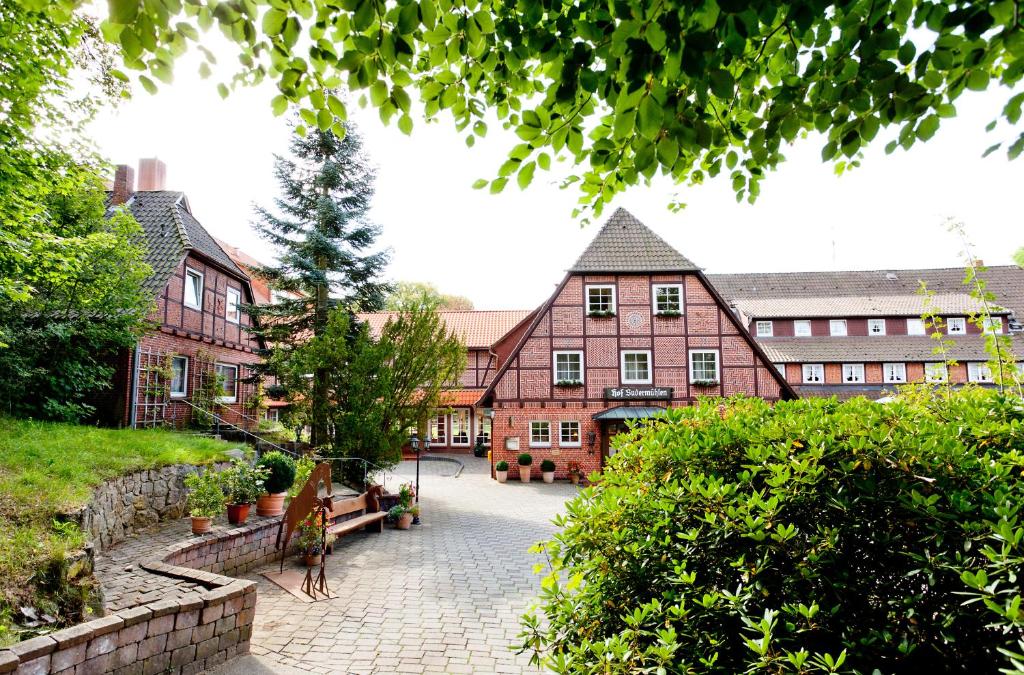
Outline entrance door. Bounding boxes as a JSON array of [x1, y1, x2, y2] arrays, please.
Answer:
[[600, 421, 630, 466]]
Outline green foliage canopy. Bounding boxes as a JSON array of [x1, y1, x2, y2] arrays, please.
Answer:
[[36, 0, 1024, 218], [521, 389, 1024, 673], [385, 281, 474, 311]]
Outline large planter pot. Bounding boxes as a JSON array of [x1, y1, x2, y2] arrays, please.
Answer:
[[256, 492, 287, 517], [190, 517, 212, 535], [304, 553, 322, 567], [519, 466, 531, 483], [542, 471, 555, 484], [395, 513, 414, 530], [495, 469, 508, 483], [227, 503, 251, 525]]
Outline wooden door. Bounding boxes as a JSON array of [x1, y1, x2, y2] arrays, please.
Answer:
[[600, 421, 630, 466]]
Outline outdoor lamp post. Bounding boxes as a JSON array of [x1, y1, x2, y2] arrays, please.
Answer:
[[409, 432, 430, 525]]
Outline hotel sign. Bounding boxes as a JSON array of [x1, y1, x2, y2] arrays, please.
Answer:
[[604, 386, 673, 400]]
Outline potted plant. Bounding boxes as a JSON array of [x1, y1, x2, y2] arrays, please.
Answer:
[[541, 459, 556, 483], [254, 451, 297, 516], [518, 453, 533, 483], [389, 483, 417, 529], [567, 461, 583, 485], [220, 459, 268, 525], [184, 471, 223, 535], [296, 513, 327, 566], [495, 460, 509, 483]]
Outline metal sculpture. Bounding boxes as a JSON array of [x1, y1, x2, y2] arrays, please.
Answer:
[[275, 461, 333, 574]]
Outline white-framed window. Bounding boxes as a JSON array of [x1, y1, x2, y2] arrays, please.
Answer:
[[883, 362, 907, 383], [842, 363, 865, 383], [829, 319, 847, 336], [530, 421, 551, 447], [802, 363, 824, 383], [430, 412, 447, 445], [689, 349, 721, 384], [214, 363, 238, 402], [553, 351, 584, 384], [774, 363, 787, 378], [559, 421, 581, 447], [925, 362, 948, 383], [263, 408, 280, 422], [756, 321, 774, 337], [947, 317, 966, 334], [170, 356, 188, 398], [652, 284, 683, 314], [226, 287, 241, 323], [906, 318, 926, 336], [794, 320, 812, 337], [586, 285, 616, 315], [621, 350, 652, 384], [184, 268, 204, 310], [450, 409, 470, 446], [967, 362, 993, 383], [475, 410, 492, 446], [983, 317, 1003, 334], [868, 319, 886, 336]]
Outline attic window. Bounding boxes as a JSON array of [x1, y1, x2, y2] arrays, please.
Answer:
[[184, 268, 203, 310], [586, 285, 616, 316], [226, 287, 241, 323]]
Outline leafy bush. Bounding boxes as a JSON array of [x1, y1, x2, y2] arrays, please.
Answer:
[[184, 471, 224, 518], [540, 459, 556, 472], [220, 459, 268, 506], [255, 451, 297, 494], [521, 389, 1024, 673], [289, 455, 317, 498], [517, 453, 533, 466], [496, 461, 509, 471]]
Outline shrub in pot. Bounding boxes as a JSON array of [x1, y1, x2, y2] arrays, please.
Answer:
[[184, 471, 223, 535], [566, 461, 582, 485], [540, 459, 556, 483], [520, 389, 1024, 673], [389, 483, 418, 529], [255, 451, 297, 516], [297, 512, 327, 566], [220, 459, 268, 525], [517, 453, 533, 482], [495, 460, 509, 483]]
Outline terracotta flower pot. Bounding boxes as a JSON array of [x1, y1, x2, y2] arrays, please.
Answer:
[[304, 553, 322, 567], [256, 492, 287, 517], [227, 503, 250, 525], [395, 513, 414, 530], [569, 473, 580, 485], [191, 517, 212, 535], [519, 466, 531, 483], [543, 471, 555, 484], [495, 470, 508, 483]]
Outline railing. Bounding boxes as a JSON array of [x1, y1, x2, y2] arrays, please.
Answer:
[[175, 398, 299, 458]]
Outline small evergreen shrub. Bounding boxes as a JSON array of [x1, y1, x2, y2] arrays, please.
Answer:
[[521, 388, 1024, 673], [255, 450, 297, 494], [496, 461, 509, 471], [517, 453, 533, 466], [184, 471, 224, 518], [540, 459, 556, 472]]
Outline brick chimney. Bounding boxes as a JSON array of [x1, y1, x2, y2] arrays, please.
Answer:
[[137, 158, 167, 191], [110, 164, 135, 205]]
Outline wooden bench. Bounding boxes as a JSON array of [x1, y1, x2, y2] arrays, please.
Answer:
[[324, 489, 387, 553]]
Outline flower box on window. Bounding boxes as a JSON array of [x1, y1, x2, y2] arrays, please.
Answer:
[[587, 310, 616, 318], [554, 379, 583, 387], [691, 379, 720, 387], [655, 310, 682, 318]]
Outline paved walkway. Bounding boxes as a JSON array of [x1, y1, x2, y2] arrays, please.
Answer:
[[212, 455, 579, 674]]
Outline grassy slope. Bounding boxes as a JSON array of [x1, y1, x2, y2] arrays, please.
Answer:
[[0, 418, 235, 643]]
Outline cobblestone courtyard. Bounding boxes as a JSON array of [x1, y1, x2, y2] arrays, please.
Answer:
[[211, 455, 578, 674]]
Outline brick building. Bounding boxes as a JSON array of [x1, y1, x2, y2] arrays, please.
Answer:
[[96, 159, 264, 429], [710, 268, 1024, 399]]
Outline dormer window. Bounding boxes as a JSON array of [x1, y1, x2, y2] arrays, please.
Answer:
[[883, 362, 906, 383], [868, 319, 886, 336], [947, 317, 966, 334], [829, 319, 847, 336], [842, 363, 865, 383], [184, 268, 204, 310], [925, 362, 948, 383], [802, 364, 824, 383], [906, 318, 926, 336], [586, 285, 616, 316], [968, 362, 993, 383], [794, 320, 812, 337], [756, 321, 773, 337], [983, 317, 1003, 334]]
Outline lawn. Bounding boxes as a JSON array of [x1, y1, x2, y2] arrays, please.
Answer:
[[0, 417, 235, 644]]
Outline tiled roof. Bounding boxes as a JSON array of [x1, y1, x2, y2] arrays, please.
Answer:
[[359, 310, 533, 348], [438, 389, 486, 406], [709, 266, 1024, 319], [114, 191, 246, 295], [569, 208, 700, 273], [759, 335, 1024, 363]]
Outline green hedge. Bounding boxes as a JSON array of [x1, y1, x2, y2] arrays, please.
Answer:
[[520, 388, 1024, 673]]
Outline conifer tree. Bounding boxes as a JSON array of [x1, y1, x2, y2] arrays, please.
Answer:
[[249, 121, 389, 448]]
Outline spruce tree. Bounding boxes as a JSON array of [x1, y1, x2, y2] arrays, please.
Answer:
[[249, 122, 389, 448]]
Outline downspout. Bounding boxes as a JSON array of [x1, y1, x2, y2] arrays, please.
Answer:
[[128, 344, 141, 429]]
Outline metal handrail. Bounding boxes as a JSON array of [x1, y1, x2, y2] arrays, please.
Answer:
[[312, 455, 395, 492], [175, 398, 299, 457]]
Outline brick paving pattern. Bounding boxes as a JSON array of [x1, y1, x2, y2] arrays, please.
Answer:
[[234, 455, 578, 674]]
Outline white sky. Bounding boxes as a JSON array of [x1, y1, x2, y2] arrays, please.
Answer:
[[87, 41, 1023, 311]]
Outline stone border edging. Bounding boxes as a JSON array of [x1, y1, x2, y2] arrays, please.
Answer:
[[420, 455, 465, 478]]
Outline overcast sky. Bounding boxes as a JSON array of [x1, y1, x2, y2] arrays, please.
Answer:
[[87, 41, 1022, 310]]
